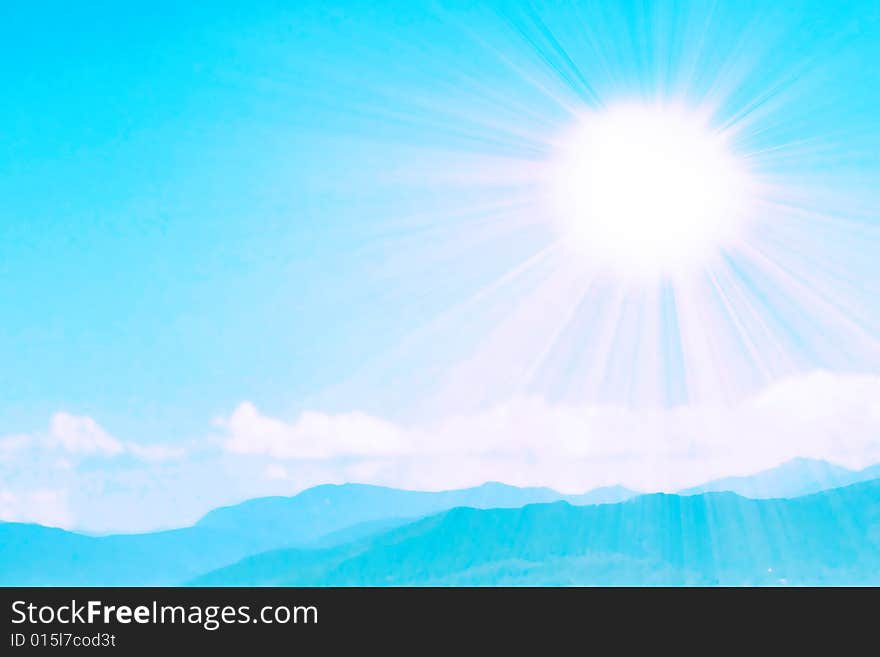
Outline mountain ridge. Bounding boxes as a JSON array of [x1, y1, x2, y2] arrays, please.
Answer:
[[679, 457, 880, 498], [0, 480, 636, 586], [191, 478, 880, 586], [4, 460, 880, 586]]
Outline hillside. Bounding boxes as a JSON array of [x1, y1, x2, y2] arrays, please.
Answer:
[[0, 481, 635, 585], [192, 479, 880, 586], [0, 523, 270, 586]]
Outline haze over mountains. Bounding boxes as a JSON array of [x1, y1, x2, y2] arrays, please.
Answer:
[[0, 482, 634, 586], [195, 481, 636, 547], [193, 480, 880, 586], [679, 458, 880, 498], [2, 458, 879, 586]]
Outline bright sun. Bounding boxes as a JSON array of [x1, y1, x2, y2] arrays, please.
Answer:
[[547, 103, 755, 277]]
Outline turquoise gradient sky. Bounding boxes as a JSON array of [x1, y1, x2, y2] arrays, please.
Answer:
[[1, 1, 879, 530]]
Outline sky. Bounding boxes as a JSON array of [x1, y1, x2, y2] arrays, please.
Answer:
[[1, 0, 879, 531]]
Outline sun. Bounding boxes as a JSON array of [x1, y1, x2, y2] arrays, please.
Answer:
[[546, 102, 755, 277]]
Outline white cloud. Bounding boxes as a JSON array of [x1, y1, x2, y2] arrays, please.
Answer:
[[221, 401, 407, 459], [49, 412, 124, 455], [219, 370, 880, 493], [0, 488, 74, 528], [0, 412, 188, 529], [4, 412, 188, 462]]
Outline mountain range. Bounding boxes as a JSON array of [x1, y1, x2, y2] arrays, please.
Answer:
[[2, 458, 878, 586], [0, 481, 634, 586], [195, 481, 636, 546], [680, 457, 880, 498], [193, 479, 880, 586]]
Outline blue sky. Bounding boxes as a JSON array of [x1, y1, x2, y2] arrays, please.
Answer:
[[1, 1, 879, 530]]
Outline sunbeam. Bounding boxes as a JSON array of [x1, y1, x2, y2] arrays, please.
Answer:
[[318, 0, 880, 413]]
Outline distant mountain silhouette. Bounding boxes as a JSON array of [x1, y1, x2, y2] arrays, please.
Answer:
[[565, 485, 638, 505], [192, 479, 880, 586], [0, 481, 635, 585], [7, 471, 879, 586], [195, 481, 637, 544], [679, 458, 880, 498], [199, 482, 554, 540]]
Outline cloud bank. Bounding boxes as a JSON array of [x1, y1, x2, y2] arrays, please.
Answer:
[[0, 413, 187, 529], [220, 371, 880, 492], [2, 371, 879, 530]]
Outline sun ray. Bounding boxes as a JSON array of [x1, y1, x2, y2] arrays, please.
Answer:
[[290, 0, 880, 415]]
